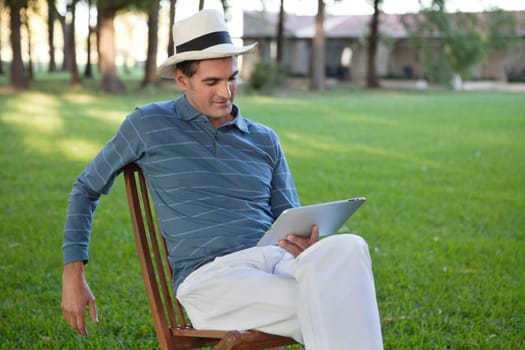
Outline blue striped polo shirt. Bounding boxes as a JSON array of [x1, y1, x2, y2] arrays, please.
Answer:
[[63, 95, 299, 291]]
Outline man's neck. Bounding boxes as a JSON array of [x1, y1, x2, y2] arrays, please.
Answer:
[[209, 114, 234, 128]]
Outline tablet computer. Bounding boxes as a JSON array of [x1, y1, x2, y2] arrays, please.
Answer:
[[257, 197, 366, 246]]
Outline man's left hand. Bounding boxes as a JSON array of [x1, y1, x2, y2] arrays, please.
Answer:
[[278, 225, 319, 257]]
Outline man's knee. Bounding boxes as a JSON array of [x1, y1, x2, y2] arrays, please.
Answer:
[[294, 233, 373, 286], [299, 233, 371, 263], [321, 233, 369, 256], [327, 233, 368, 247]]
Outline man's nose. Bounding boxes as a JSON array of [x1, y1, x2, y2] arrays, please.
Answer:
[[218, 81, 232, 98]]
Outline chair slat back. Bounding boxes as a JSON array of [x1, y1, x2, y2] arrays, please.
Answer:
[[123, 164, 189, 347]]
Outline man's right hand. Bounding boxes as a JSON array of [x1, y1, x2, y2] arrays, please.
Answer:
[[61, 261, 98, 336], [278, 224, 320, 257]]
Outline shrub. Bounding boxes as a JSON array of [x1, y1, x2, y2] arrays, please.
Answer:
[[248, 61, 285, 92]]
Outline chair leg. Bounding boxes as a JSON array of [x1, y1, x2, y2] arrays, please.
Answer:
[[214, 331, 242, 350]]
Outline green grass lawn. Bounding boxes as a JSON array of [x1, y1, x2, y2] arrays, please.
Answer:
[[1, 75, 524, 349]]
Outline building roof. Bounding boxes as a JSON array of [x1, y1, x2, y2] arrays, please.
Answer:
[[243, 10, 525, 40]]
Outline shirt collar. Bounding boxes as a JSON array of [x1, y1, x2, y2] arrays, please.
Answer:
[[230, 105, 249, 133], [175, 95, 249, 133]]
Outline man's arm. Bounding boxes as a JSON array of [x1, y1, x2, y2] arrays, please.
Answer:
[[61, 178, 101, 335], [61, 112, 147, 334], [61, 261, 98, 336]]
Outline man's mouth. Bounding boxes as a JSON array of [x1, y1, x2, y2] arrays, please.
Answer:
[[214, 100, 230, 106]]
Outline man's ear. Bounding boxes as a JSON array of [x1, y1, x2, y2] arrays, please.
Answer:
[[174, 69, 189, 90]]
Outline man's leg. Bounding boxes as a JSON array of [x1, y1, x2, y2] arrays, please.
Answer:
[[176, 234, 383, 349], [294, 234, 383, 350], [176, 245, 303, 342]]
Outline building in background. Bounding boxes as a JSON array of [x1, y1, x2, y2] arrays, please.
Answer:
[[242, 10, 525, 84]]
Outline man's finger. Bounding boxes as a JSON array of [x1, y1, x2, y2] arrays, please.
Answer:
[[311, 224, 319, 241], [286, 234, 311, 250], [88, 298, 98, 324], [76, 316, 88, 336], [62, 302, 90, 336], [278, 239, 302, 257], [64, 310, 87, 336]]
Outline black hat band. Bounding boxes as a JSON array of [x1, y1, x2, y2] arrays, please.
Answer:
[[176, 31, 232, 53]]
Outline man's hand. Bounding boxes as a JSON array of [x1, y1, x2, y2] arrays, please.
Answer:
[[61, 261, 98, 336], [278, 224, 320, 257]]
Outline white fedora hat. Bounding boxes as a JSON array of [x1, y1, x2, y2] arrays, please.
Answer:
[[157, 9, 257, 79]]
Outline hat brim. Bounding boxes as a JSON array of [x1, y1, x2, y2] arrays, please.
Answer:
[[157, 42, 257, 79]]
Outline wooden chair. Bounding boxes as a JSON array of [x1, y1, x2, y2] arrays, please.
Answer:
[[122, 163, 299, 350]]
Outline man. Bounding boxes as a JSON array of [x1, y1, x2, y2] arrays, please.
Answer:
[[61, 9, 383, 349]]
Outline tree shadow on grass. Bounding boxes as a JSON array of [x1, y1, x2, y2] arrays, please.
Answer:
[[0, 80, 166, 349]]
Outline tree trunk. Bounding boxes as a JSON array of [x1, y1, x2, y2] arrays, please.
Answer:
[[22, 7, 33, 79], [47, 0, 57, 72], [220, 0, 229, 13], [98, 3, 124, 93], [142, 0, 160, 86], [167, 0, 176, 57], [366, 0, 381, 88], [0, 8, 3, 75], [310, 0, 325, 91], [67, 0, 81, 87], [56, 10, 68, 71], [276, 0, 284, 65], [84, 0, 93, 78], [7, 1, 29, 89], [199, 0, 204, 11]]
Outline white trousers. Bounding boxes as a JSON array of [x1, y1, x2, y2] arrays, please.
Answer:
[[176, 234, 383, 350]]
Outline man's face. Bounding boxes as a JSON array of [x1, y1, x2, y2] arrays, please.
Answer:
[[175, 57, 238, 122]]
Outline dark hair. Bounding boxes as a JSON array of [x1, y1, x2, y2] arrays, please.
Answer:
[[175, 60, 200, 77]]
